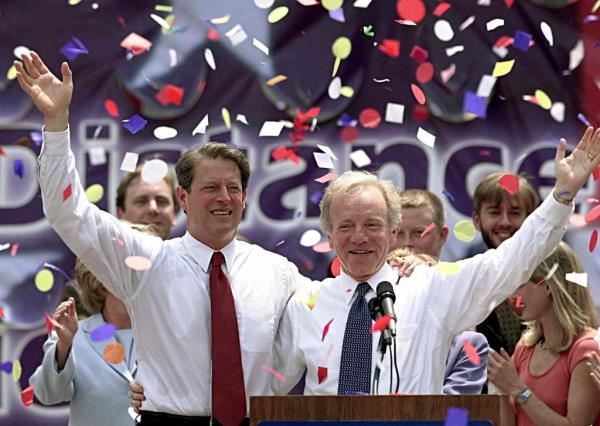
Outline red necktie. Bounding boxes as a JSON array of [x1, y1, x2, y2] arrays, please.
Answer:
[[210, 251, 246, 425]]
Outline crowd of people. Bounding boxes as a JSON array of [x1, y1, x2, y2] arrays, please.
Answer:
[[15, 51, 600, 425]]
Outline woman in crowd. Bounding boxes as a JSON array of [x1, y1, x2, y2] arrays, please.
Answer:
[[487, 241, 600, 425]]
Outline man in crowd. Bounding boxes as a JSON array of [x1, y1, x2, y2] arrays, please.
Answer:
[[395, 189, 488, 395], [273, 127, 600, 395], [472, 172, 539, 355]]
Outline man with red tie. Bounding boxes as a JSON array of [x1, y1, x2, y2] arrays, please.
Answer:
[[17, 52, 310, 425]]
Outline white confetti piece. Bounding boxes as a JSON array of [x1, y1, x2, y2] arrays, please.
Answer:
[[486, 18, 504, 31], [89, 146, 107, 166], [328, 77, 342, 99], [254, 0, 275, 8], [417, 127, 436, 148], [566, 272, 587, 288], [141, 159, 168, 184], [192, 114, 209, 135], [353, 0, 372, 7], [476, 75, 497, 97], [350, 149, 371, 168], [385, 102, 405, 124], [440, 63, 456, 83], [550, 102, 565, 123], [0, 243, 11, 251], [542, 263, 559, 282], [445, 45, 464, 57], [568, 40, 584, 71], [540, 21, 553, 47], [434, 20, 454, 42], [225, 24, 247, 46], [236, 114, 249, 125], [169, 49, 177, 67], [150, 13, 171, 30], [314, 152, 335, 169], [204, 48, 216, 70], [317, 144, 338, 160], [121, 152, 139, 172], [153, 126, 178, 140], [253, 38, 269, 55], [300, 229, 322, 247], [459, 16, 475, 31], [259, 121, 285, 137]]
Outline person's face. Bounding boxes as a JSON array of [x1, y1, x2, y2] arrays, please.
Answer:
[[512, 280, 552, 321], [117, 177, 176, 240], [394, 206, 448, 257], [472, 197, 527, 249], [177, 158, 246, 250], [327, 186, 395, 283]]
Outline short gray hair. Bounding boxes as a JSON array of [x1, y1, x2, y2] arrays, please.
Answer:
[[319, 170, 402, 234]]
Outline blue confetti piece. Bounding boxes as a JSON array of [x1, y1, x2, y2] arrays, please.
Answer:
[[463, 91, 487, 119], [42, 262, 72, 281], [90, 323, 117, 342], [30, 131, 43, 146], [309, 191, 323, 204], [594, 41, 600, 49], [0, 361, 12, 374], [513, 31, 532, 52], [123, 114, 148, 134], [337, 113, 357, 128], [13, 159, 24, 179], [444, 407, 469, 426], [329, 8, 345, 23], [442, 190, 455, 203], [295, 211, 303, 218], [60, 37, 89, 61], [578, 113, 591, 127], [583, 15, 598, 23]]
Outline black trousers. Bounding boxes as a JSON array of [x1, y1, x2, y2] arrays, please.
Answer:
[[139, 410, 249, 426]]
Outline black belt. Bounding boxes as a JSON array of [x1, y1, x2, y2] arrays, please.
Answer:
[[139, 410, 250, 426]]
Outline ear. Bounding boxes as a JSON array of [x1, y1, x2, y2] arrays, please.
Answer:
[[439, 226, 449, 244], [472, 211, 481, 231], [242, 190, 247, 209], [176, 186, 188, 214], [327, 233, 334, 251], [116, 207, 125, 219]]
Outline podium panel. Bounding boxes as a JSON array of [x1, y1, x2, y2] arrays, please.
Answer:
[[250, 395, 509, 426]]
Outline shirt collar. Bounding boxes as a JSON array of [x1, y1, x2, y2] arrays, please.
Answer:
[[182, 232, 237, 273], [338, 263, 396, 306]]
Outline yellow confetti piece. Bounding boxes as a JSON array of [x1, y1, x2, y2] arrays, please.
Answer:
[[155, 4, 173, 12], [210, 14, 231, 25], [266, 74, 287, 86], [267, 6, 289, 23], [221, 107, 231, 129], [161, 15, 175, 35], [85, 184, 104, 204], [593, 0, 600, 12], [492, 59, 515, 78], [68, 0, 82, 5], [339, 86, 354, 98], [437, 262, 461, 276], [35, 269, 54, 292], [12, 360, 22, 382], [534, 89, 552, 110], [322, 0, 343, 11], [300, 291, 319, 310], [7, 65, 17, 81], [332, 37, 352, 60], [453, 220, 477, 242]]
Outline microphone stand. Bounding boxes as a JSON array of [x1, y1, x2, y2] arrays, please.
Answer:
[[372, 333, 387, 395]]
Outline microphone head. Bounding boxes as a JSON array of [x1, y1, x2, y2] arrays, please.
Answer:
[[376, 281, 395, 302], [368, 297, 382, 321]]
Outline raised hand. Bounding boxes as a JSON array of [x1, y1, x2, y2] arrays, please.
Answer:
[[14, 51, 72, 131], [53, 297, 79, 370], [554, 127, 600, 200]]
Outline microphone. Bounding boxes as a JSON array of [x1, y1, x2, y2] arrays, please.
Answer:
[[376, 281, 396, 337], [368, 298, 393, 346]]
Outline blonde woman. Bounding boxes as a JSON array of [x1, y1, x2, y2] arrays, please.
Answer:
[[488, 242, 600, 426]]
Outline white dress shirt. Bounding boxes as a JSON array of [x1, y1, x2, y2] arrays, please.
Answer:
[[274, 193, 571, 395], [38, 129, 310, 415]]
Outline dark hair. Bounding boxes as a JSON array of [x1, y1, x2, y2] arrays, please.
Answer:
[[115, 167, 178, 212]]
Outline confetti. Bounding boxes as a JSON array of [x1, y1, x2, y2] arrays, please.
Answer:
[[593, 165, 600, 182], [459, 16, 475, 31], [322, 0, 343, 10], [12, 360, 22, 382], [444, 407, 469, 426], [317, 366, 328, 384], [259, 121, 285, 137], [60, 37, 89, 61], [486, 18, 504, 31], [378, 39, 400, 58], [236, 114, 249, 125], [411, 84, 426, 105], [589, 230, 598, 252], [266, 75, 287, 86], [305, 291, 319, 310], [433, 2, 451, 16], [331, 256, 341, 276], [141, 159, 168, 184], [540, 22, 553, 46], [420, 223, 436, 238], [156, 84, 184, 106], [434, 20, 454, 42], [225, 24, 247, 46], [329, 8, 345, 22], [85, 183, 104, 204], [440, 63, 456, 83], [417, 127, 435, 148], [123, 114, 148, 134], [350, 149, 372, 168], [362, 25, 374, 36], [150, 13, 171, 30], [585, 205, 600, 223], [534, 90, 551, 110], [35, 269, 54, 292], [0, 361, 11, 373], [253, 38, 269, 55], [453, 220, 476, 242], [566, 272, 588, 288], [90, 323, 117, 342], [104, 342, 126, 364], [192, 114, 209, 135], [312, 241, 333, 253], [462, 340, 480, 365], [44, 314, 55, 334], [416, 62, 434, 83], [477, 75, 497, 97], [492, 60, 515, 77], [331, 37, 352, 76], [371, 314, 392, 333], [550, 102, 565, 123], [569, 40, 584, 71], [354, 0, 373, 7], [322, 318, 334, 341], [13, 159, 24, 179], [20, 385, 34, 407], [104, 99, 119, 117], [437, 262, 461, 275], [464, 91, 487, 118], [120, 152, 139, 172], [209, 14, 230, 25], [268, 6, 289, 23], [538, 262, 559, 285], [315, 172, 337, 183], [328, 77, 342, 99], [385, 103, 405, 124], [204, 48, 216, 70], [359, 108, 381, 128], [445, 45, 464, 57], [261, 365, 285, 382], [498, 174, 519, 195], [396, 0, 426, 23], [63, 183, 73, 202], [120, 33, 152, 55], [255, 0, 275, 8], [409, 45, 428, 63], [300, 229, 322, 247], [577, 113, 591, 127], [513, 31, 532, 52]]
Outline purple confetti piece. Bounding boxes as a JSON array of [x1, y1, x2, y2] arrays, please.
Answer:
[[0, 361, 12, 374], [336, 113, 357, 128], [442, 189, 455, 203], [578, 113, 591, 127], [463, 91, 487, 119], [309, 191, 323, 204], [123, 114, 148, 134], [90, 323, 117, 342], [329, 8, 345, 23], [513, 31, 532, 52], [30, 131, 43, 146], [42, 262, 72, 281], [13, 159, 24, 179], [594, 41, 600, 49], [444, 407, 469, 426], [60, 37, 89, 61], [295, 211, 303, 218], [583, 15, 599, 23]]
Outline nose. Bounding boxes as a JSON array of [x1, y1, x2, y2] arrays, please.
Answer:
[[498, 211, 511, 227], [216, 185, 231, 201], [396, 234, 413, 249], [148, 199, 158, 212], [350, 225, 368, 244]]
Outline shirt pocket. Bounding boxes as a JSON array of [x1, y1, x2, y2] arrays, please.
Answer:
[[394, 323, 420, 380], [239, 299, 276, 353]]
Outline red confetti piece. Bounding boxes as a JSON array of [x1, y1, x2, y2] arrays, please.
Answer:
[[322, 318, 334, 341], [433, 2, 451, 16], [315, 173, 337, 184], [498, 174, 519, 195], [415, 62, 434, 84], [261, 365, 285, 382], [370, 314, 392, 333], [104, 99, 119, 117], [359, 108, 382, 128], [317, 366, 328, 384], [409, 45, 428, 64], [504, 0, 514, 7], [378, 39, 400, 58], [155, 84, 184, 106], [494, 36, 514, 50], [412, 104, 429, 122], [340, 127, 359, 143], [21, 385, 34, 407], [207, 29, 220, 41], [44, 314, 54, 334], [462, 340, 480, 366], [411, 84, 426, 105], [420, 223, 436, 238], [297, 107, 321, 123], [0, 307, 4, 319], [272, 146, 291, 162], [63, 184, 72, 202], [589, 229, 598, 252], [592, 165, 600, 182], [586, 205, 600, 224], [312, 241, 333, 253], [330, 256, 341, 277], [396, 0, 426, 24], [10, 243, 19, 257]]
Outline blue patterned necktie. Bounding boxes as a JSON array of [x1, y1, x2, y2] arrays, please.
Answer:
[[338, 282, 372, 395]]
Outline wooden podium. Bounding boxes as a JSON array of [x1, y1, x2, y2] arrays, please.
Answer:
[[250, 395, 510, 425]]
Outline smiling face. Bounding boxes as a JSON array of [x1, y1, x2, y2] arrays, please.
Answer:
[[394, 206, 448, 257], [177, 157, 246, 250], [472, 197, 527, 249], [327, 185, 396, 282]]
